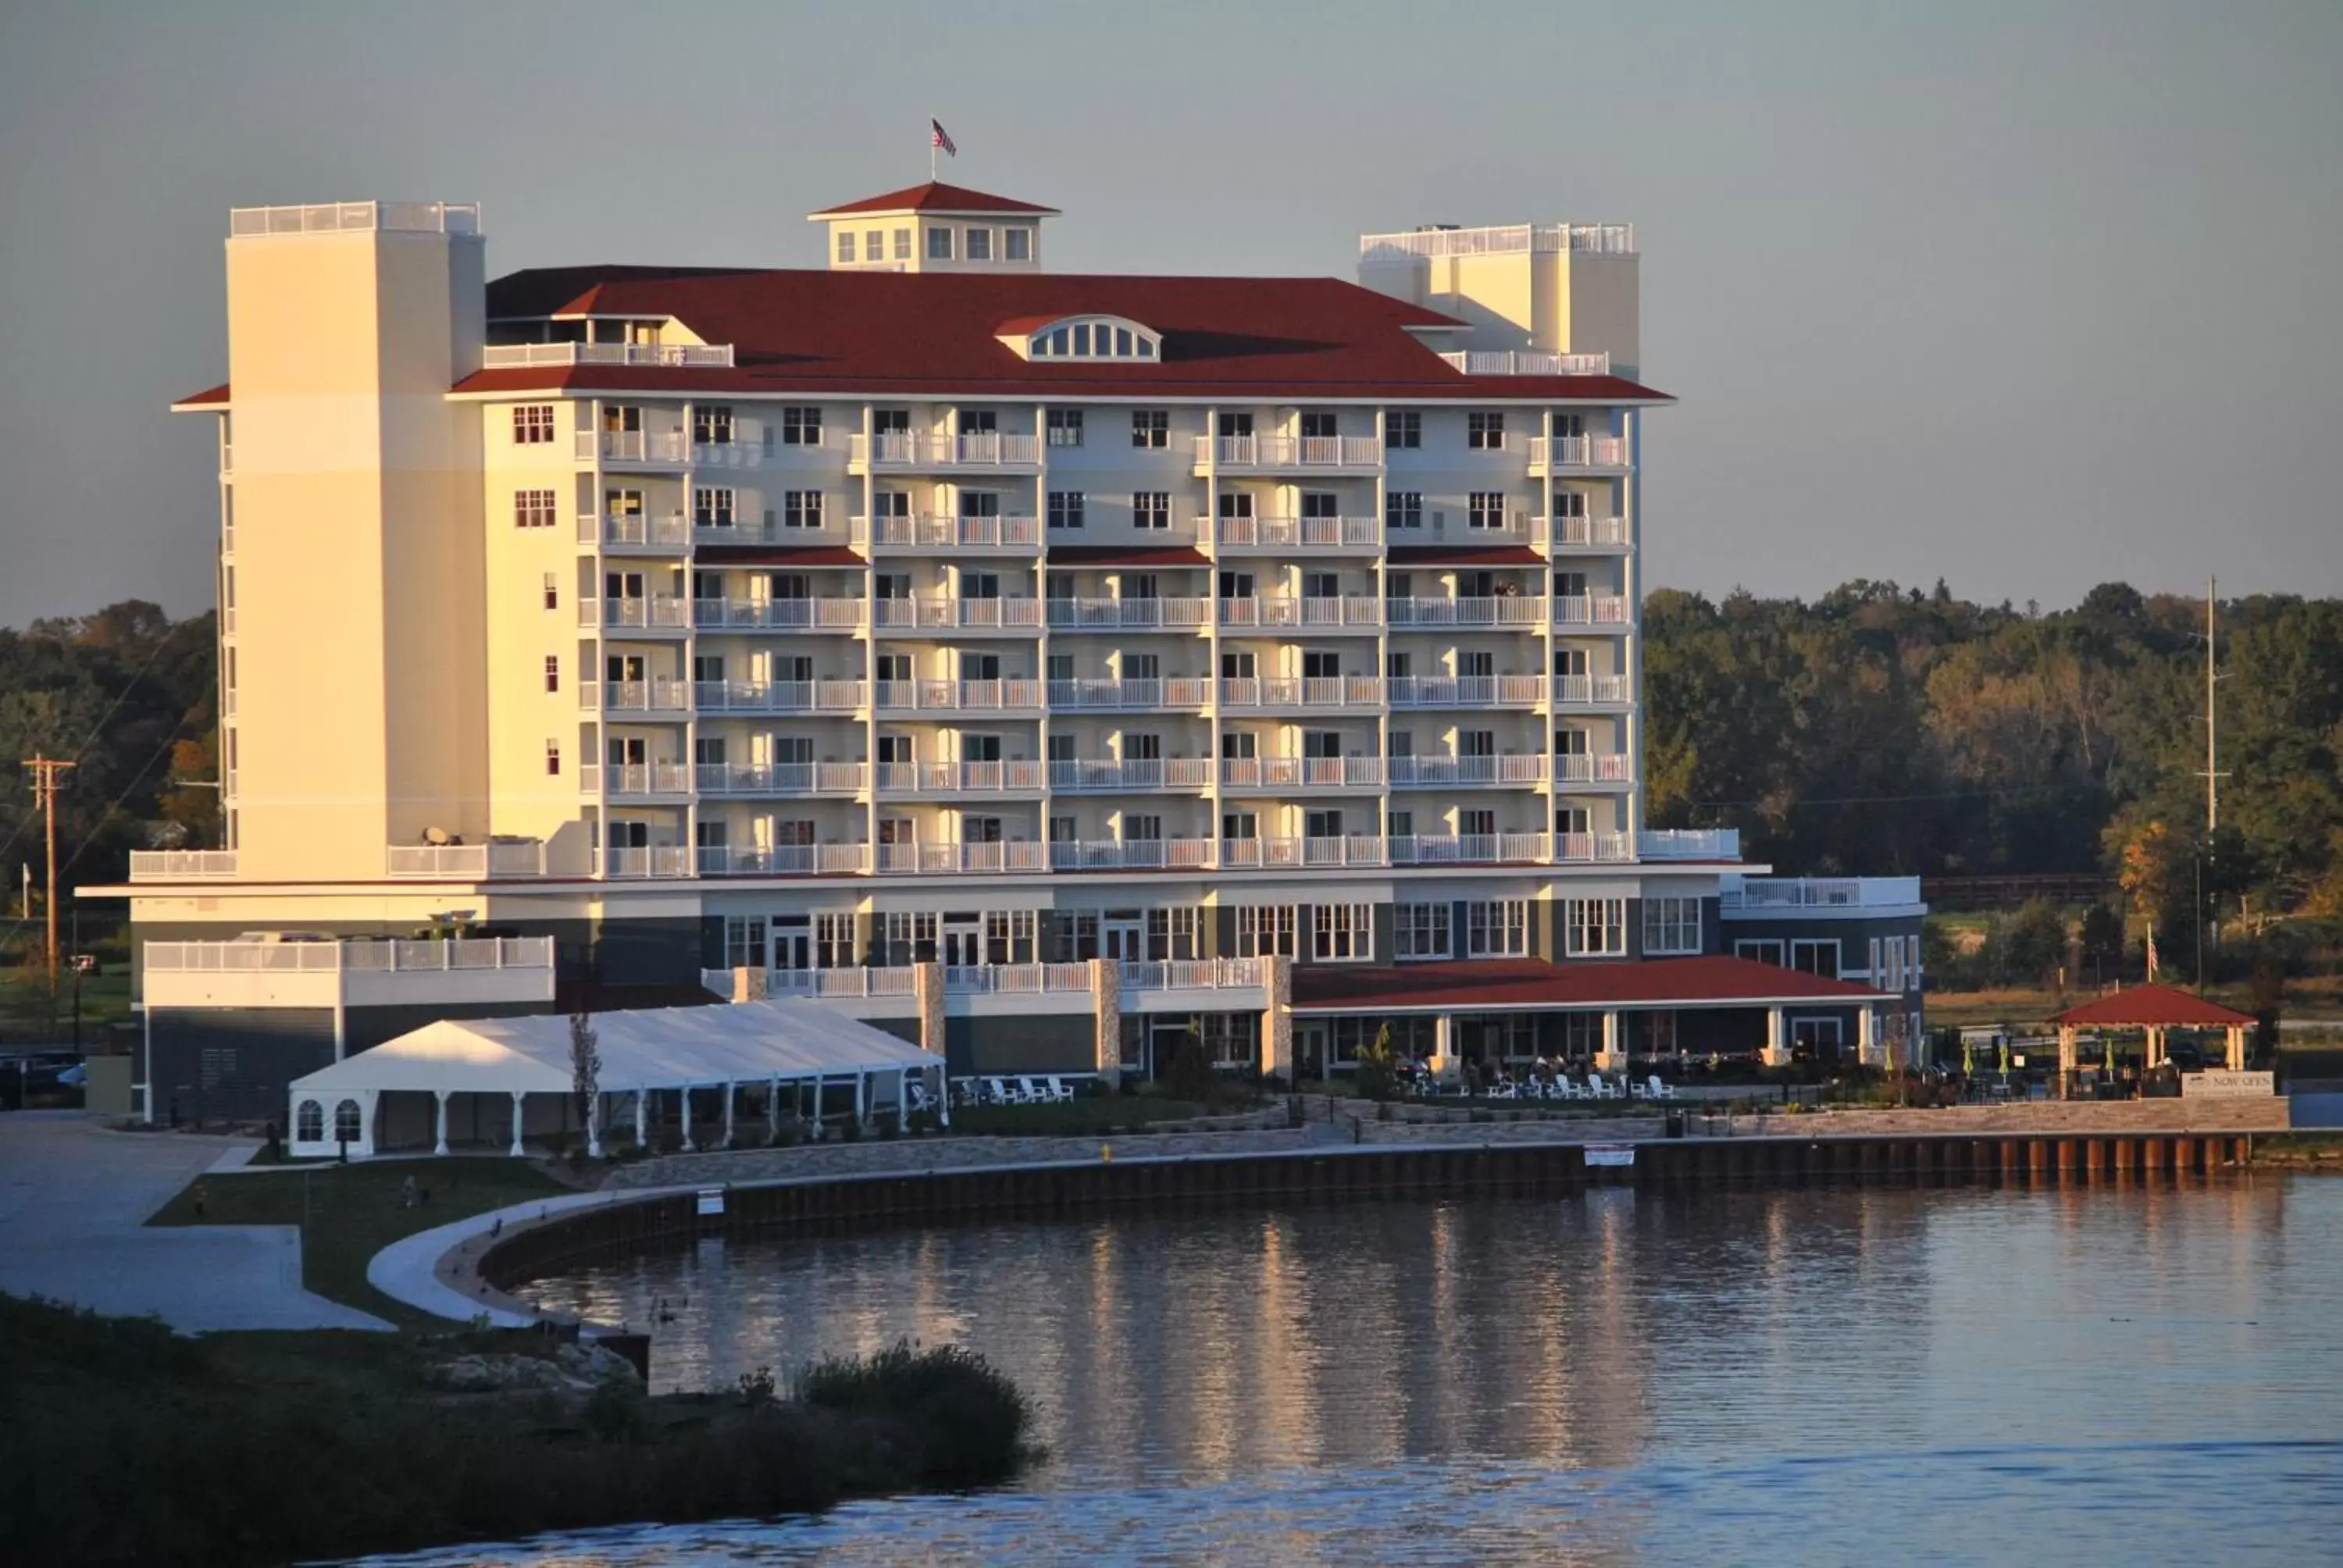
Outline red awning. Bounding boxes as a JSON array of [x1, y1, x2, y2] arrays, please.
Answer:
[[2049, 984, 2254, 1028]]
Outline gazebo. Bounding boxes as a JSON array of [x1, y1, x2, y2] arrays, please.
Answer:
[[2049, 984, 2255, 1098], [286, 998, 945, 1159]]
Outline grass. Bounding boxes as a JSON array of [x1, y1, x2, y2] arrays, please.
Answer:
[[0, 1293, 1031, 1567], [0, 964, 133, 1038], [1927, 975, 2343, 1029], [147, 1157, 575, 1327]]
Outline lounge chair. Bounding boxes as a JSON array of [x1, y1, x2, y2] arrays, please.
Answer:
[[1646, 1074, 1678, 1101]]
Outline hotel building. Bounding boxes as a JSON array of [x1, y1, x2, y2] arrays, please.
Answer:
[[116, 183, 1920, 1121]]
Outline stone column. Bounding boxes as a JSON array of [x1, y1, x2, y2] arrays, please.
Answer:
[[767, 1077, 782, 1139], [733, 964, 769, 1003], [1858, 1004, 1879, 1068], [2058, 1025, 2077, 1099], [1431, 1013, 1453, 1078], [634, 1088, 649, 1149], [1090, 956, 1122, 1089], [2227, 1025, 2246, 1072], [1595, 1009, 1624, 1074], [586, 1092, 604, 1160], [679, 1085, 695, 1152], [721, 1081, 736, 1148], [897, 1067, 911, 1132], [1259, 953, 1293, 1084], [433, 1089, 451, 1156], [507, 1091, 526, 1158], [1763, 1005, 1788, 1068], [915, 960, 947, 1060]]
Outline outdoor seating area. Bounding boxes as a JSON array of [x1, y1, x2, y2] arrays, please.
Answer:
[[951, 1074, 1089, 1107], [1393, 1063, 1678, 1103]]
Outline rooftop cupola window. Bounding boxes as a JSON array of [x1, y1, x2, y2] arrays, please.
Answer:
[[1004, 315, 1159, 362]]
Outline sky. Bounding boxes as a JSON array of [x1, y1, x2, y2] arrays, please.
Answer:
[[1, 0, 2338, 629]]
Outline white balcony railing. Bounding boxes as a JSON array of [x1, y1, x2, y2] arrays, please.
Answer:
[[1358, 223, 1635, 260], [580, 511, 690, 549], [484, 342, 734, 369], [1218, 675, 1384, 710], [1194, 434, 1381, 469], [230, 201, 480, 237], [1049, 839, 1220, 871], [1553, 595, 1633, 626], [127, 850, 239, 881], [1721, 873, 1917, 907], [1047, 757, 1214, 792], [1045, 597, 1213, 631], [1388, 675, 1548, 708], [1119, 957, 1264, 992], [591, 679, 691, 713], [1219, 756, 1385, 789], [872, 597, 1044, 632], [696, 843, 872, 877], [1385, 596, 1550, 629], [144, 935, 553, 974], [872, 679, 1046, 712], [387, 840, 547, 878], [1528, 434, 1631, 470], [695, 678, 868, 714], [1553, 753, 1634, 785], [1388, 754, 1548, 787], [1550, 514, 1632, 549], [1391, 832, 1554, 866], [849, 431, 1040, 468], [693, 597, 868, 632], [572, 429, 690, 464], [1217, 596, 1382, 630], [580, 596, 692, 631], [1047, 677, 1211, 710], [1214, 515, 1382, 549], [872, 513, 1042, 549], [875, 841, 1052, 875], [1436, 349, 1613, 377], [1554, 675, 1630, 706], [874, 761, 1047, 793], [697, 761, 868, 796], [583, 761, 693, 797]]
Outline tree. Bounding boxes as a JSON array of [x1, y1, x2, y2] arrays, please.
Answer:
[[569, 1010, 602, 1157], [1355, 1022, 1398, 1102]]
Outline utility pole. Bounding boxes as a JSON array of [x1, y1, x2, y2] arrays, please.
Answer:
[[23, 757, 75, 997], [2206, 577, 2220, 836]]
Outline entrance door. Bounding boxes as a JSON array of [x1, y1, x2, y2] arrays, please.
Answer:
[[1150, 1018, 1193, 1082], [942, 916, 983, 968], [1104, 915, 1145, 962]]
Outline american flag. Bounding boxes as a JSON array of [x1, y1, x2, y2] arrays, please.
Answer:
[[931, 119, 957, 158], [2145, 921, 2160, 980]]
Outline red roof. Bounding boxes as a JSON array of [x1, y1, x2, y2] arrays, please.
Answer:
[[1293, 956, 1892, 1014], [810, 181, 1060, 218], [693, 544, 865, 567], [2050, 984, 2255, 1028], [1387, 544, 1547, 567], [458, 266, 1670, 404], [1045, 544, 1210, 568], [172, 383, 230, 409]]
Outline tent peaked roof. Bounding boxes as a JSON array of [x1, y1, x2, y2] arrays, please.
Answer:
[[2050, 984, 2255, 1028]]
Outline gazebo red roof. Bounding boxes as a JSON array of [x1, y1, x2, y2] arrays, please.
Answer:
[[2049, 984, 2254, 1028]]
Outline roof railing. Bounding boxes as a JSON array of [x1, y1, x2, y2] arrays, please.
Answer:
[[229, 202, 480, 237], [1359, 223, 1635, 260], [1438, 350, 1612, 377], [480, 341, 735, 369]]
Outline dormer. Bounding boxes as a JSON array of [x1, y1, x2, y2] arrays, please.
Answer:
[[998, 313, 1160, 362], [808, 181, 1058, 273]]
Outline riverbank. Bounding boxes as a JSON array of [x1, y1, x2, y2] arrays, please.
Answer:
[[0, 1292, 1029, 1568]]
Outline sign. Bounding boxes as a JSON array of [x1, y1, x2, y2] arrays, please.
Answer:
[[2181, 1071, 2274, 1099], [1584, 1143, 1637, 1168], [695, 1187, 726, 1216]]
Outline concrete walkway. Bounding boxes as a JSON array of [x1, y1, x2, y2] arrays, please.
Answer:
[[0, 1112, 387, 1332]]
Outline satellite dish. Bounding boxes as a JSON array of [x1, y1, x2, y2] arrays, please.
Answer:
[[423, 826, 451, 846]]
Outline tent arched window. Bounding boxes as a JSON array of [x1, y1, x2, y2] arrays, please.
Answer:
[[295, 1099, 323, 1142], [333, 1099, 362, 1144]]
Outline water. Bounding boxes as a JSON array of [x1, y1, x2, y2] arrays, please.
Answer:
[[386, 1177, 2342, 1565]]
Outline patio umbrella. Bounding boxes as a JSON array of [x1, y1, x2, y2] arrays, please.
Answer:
[[1962, 1040, 1975, 1075], [1997, 1040, 2010, 1077]]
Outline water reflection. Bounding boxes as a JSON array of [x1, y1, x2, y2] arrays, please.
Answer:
[[485, 1178, 2343, 1565]]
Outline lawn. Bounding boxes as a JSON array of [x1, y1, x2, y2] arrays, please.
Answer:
[[0, 963, 131, 1042], [1927, 975, 2343, 1029], [147, 1157, 576, 1328]]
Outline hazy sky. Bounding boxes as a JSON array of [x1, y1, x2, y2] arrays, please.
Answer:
[[2, 0, 2338, 629]]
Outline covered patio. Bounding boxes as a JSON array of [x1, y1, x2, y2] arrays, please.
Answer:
[[286, 1000, 945, 1160], [2050, 984, 2255, 1099]]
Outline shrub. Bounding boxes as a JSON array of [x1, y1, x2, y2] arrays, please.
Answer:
[[796, 1340, 1029, 1483]]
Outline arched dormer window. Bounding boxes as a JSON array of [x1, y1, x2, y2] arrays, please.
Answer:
[[1001, 315, 1160, 363]]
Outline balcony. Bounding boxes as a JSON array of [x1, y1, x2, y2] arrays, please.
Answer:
[[1558, 832, 1637, 863], [144, 935, 555, 1010], [588, 679, 691, 715], [579, 512, 690, 551], [1192, 434, 1382, 472], [876, 841, 1052, 875], [387, 840, 547, 878], [1359, 223, 1636, 260], [1045, 597, 1213, 632], [1436, 349, 1612, 376], [875, 761, 1047, 794], [1049, 839, 1219, 871], [1220, 757, 1385, 790], [694, 519, 853, 547], [573, 429, 690, 465], [699, 761, 868, 796], [582, 761, 693, 799], [580, 596, 692, 633], [1386, 596, 1550, 629], [1221, 836, 1390, 868], [1553, 595, 1632, 628], [1389, 754, 1548, 788], [1048, 757, 1214, 793], [1639, 827, 1740, 861], [1218, 596, 1382, 631], [1389, 675, 1548, 709], [1550, 514, 1632, 551], [696, 678, 868, 715], [719, 959, 1267, 1004], [487, 342, 733, 369], [1219, 676, 1384, 711], [1214, 515, 1380, 551], [873, 678, 1045, 713], [230, 201, 479, 237], [1527, 434, 1631, 473], [873, 597, 1044, 633], [694, 429, 843, 469], [849, 431, 1040, 470], [694, 843, 872, 877], [871, 513, 1041, 551], [693, 597, 868, 632], [1555, 675, 1630, 707], [1392, 832, 1557, 866], [127, 850, 238, 881], [1554, 753, 1635, 786], [596, 846, 694, 878], [1047, 677, 1211, 711], [1721, 874, 1920, 908]]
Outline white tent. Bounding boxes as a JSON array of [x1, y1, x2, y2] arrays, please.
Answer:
[[286, 1000, 944, 1158]]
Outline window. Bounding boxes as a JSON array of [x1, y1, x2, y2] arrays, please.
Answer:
[[513, 488, 557, 529], [542, 573, 558, 611], [694, 487, 735, 527], [1468, 492, 1507, 529], [725, 915, 768, 971], [865, 229, 884, 259], [1735, 937, 1786, 967], [893, 227, 912, 261], [543, 655, 559, 693], [295, 1099, 323, 1142], [837, 230, 855, 263], [545, 740, 561, 775], [1565, 897, 1626, 957], [1642, 896, 1702, 956], [1793, 938, 1842, 978], [512, 404, 555, 444], [781, 491, 823, 529], [927, 226, 954, 261], [1552, 488, 1586, 520], [1029, 317, 1159, 361], [780, 406, 822, 445], [1467, 899, 1529, 957], [1385, 411, 1421, 449], [1133, 492, 1170, 530], [1004, 226, 1032, 262], [1395, 902, 1451, 960], [1236, 904, 1297, 957], [1047, 491, 1085, 529], [1123, 812, 1161, 843], [692, 404, 734, 444], [883, 911, 940, 966], [965, 227, 993, 261], [333, 1099, 362, 1145], [1458, 808, 1496, 838], [1468, 412, 1505, 450], [1314, 902, 1373, 961], [815, 912, 856, 968], [1047, 408, 1084, 447], [1132, 410, 1169, 448], [1300, 412, 1337, 439], [1386, 491, 1422, 529]]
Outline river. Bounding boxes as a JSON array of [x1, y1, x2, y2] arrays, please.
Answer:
[[374, 1175, 2342, 1564]]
